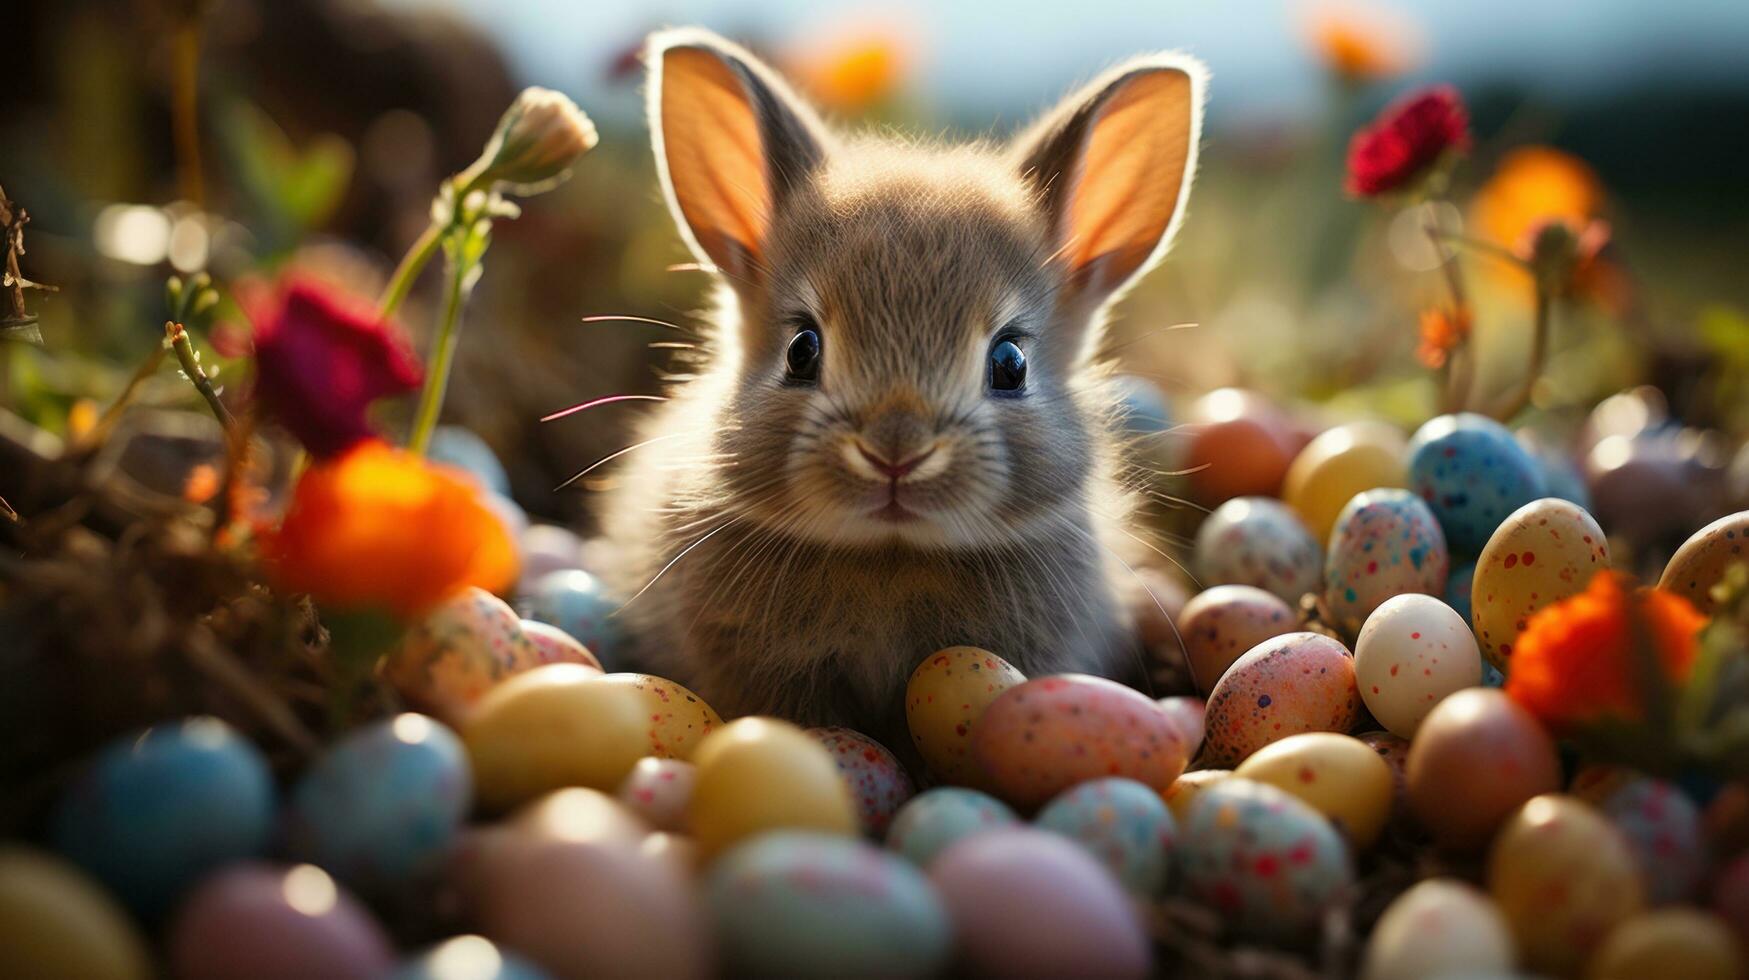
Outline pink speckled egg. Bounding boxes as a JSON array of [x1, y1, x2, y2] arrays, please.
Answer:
[[1156, 696, 1206, 758], [168, 864, 393, 980], [1600, 777, 1707, 905], [1660, 511, 1749, 615], [383, 588, 541, 725], [615, 758, 696, 833], [1324, 489, 1449, 636], [517, 620, 603, 670], [1177, 585, 1298, 694], [972, 675, 1188, 810], [1195, 497, 1323, 604], [808, 727, 917, 837], [1202, 633, 1360, 766], [1471, 497, 1610, 671]]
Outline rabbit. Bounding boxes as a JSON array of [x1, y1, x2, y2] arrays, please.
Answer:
[[597, 26, 1206, 748]]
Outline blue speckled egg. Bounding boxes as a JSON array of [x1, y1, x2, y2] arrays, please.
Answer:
[[521, 570, 627, 671], [1324, 489, 1450, 635], [1443, 558, 1476, 624], [1036, 777, 1177, 896], [1408, 413, 1547, 556], [285, 714, 471, 894], [428, 426, 511, 496], [50, 717, 274, 916], [709, 832, 951, 980], [1112, 375, 1174, 436], [389, 936, 551, 980], [1182, 778, 1353, 941], [1195, 497, 1323, 604], [886, 788, 1019, 867], [1601, 777, 1707, 905]]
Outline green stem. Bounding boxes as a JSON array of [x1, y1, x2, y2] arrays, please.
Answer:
[[376, 220, 444, 320], [406, 252, 468, 455], [166, 321, 235, 429], [1493, 288, 1553, 422]]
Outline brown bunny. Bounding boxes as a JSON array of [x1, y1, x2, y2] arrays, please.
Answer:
[[600, 27, 1205, 745]]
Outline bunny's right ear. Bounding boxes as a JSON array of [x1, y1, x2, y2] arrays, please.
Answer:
[[647, 28, 829, 284]]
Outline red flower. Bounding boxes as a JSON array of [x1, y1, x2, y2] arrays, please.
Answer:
[[1345, 86, 1471, 198], [249, 279, 422, 458]]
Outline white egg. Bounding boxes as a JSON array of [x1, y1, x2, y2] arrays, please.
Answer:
[[1354, 595, 1481, 738]]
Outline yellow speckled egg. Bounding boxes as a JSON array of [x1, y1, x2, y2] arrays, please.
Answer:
[[1589, 909, 1742, 980], [1164, 769, 1232, 825], [905, 647, 1026, 786], [1489, 794, 1644, 977], [590, 674, 721, 760], [1660, 511, 1749, 616], [690, 718, 857, 860], [1361, 879, 1513, 980], [1285, 421, 1408, 544], [1472, 498, 1610, 671], [383, 588, 541, 725], [1355, 594, 1481, 737], [463, 664, 652, 811], [0, 847, 151, 980], [1234, 733, 1394, 848]]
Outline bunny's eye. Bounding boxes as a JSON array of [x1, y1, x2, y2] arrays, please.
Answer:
[[988, 338, 1026, 395], [784, 314, 822, 386]]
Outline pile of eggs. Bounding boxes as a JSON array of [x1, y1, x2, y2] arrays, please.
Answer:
[[6, 401, 1749, 980]]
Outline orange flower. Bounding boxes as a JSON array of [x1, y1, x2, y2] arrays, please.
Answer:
[[262, 440, 517, 618], [788, 25, 910, 114], [1471, 147, 1603, 259], [1305, 3, 1420, 82], [1506, 571, 1707, 735], [1416, 305, 1472, 368]]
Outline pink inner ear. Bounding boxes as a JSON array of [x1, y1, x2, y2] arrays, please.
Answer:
[[661, 47, 772, 272], [1063, 69, 1194, 295]]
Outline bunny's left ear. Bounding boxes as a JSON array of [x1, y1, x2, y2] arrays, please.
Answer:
[[1012, 55, 1206, 309]]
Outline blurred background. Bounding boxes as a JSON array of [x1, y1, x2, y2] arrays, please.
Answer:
[[5, 0, 1749, 531]]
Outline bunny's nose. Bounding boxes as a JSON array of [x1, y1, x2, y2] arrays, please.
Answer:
[[856, 443, 936, 481]]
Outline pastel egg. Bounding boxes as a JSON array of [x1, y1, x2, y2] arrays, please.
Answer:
[[1233, 733, 1394, 848], [1131, 567, 1190, 671], [1354, 731, 1410, 822], [50, 717, 274, 916], [1354, 594, 1482, 737], [689, 717, 858, 859], [517, 620, 603, 669], [1590, 909, 1743, 980], [886, 788, 1019, 867], [428, 426, 512, 495], [1156, 695, 1206, 757], [809, 727, 916, 837], [1519, 431, 1592, 509], [522, 569, 627, 671], [973, 675, 1189, 809], [930, 827, 1151, 980], [1182, 778, 1353, 941], [1036, 777, 1178, 896], [1360, 878, 1514, 980], [0, 847, 151, 980], [1194, 497, 1323, 604], [1660, 511, 1749, 615], [593, 673, 722, 760], [1324, 489, 1450, 635], [1471, 497, 1610, 671], [615, 758, 696, 832], [388, 936, 551, 980], [1586, 431, 1702, 546], [1600, 777, 1707, 905], [1184, 388, 1302, 504], [1112, 374, 1173, 436], [519, 523, 586, 592], [384, 588, 541, 725], [1407, 413, 1548, 556], [1442, 558, 1475, 624], [1177, 585, 1298, 694], [285, 713, 471, 894], [1163, 769, 1232, 825], [905, 646, 1027, 786], [1488, 794, 1645, 977], [708, 832, 950, 980], [1202, 632, 1361, 766], [168, 864, 394, 980], [1284, 420, 1408, 544], [509, 788, 648, 845], [1406, 688, 1561, 851]]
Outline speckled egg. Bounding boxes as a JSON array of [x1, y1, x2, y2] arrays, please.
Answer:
[[1324, 489, 1450, 635], [1660, 511, 1749, 615], [1443, 558, 1475, 623], [1184, 388, 1303, 504], [168, 864, 394, 980], [1177, 585, 1298, 694], [1234, 733, 1394, 848], [886, 788, 1020, 867], [517, 620, 602, 670], [1360, 878, 1514, 980], [1408, 413, 1548, 556], [930, 827, 1151, 980], [593, 673, 722, 760], [1284, 421, 1408, 544], [708, 832, 950, 980], [1472, 497, 1610, 671], [1195, 497, 1323, 604], [1600, 777, 1707, 905], [384, 588, 541, 725], [616, 758, 696, 832], [285, 714, 471, 894], [1202, 632, 1361, 766], [1157, 696, 1206, 757], [50, 717, 274, 916], [0, 847, 152, 980], [810, 727, 917, 837], [1036, 778, 1178, 896], [905, 647, 1026, 787], [1406, 689, 1561, 851], [1590, 909, 1743, 980], [1182, 778, 1354, 941], [1354, 594, 1481, 737], [388, 936, 551, 980], [521, 569, 627, 671], [1488, 794, 1645, 977], [1164, 769, 1232, 824], [972, 675, 1189, 809], [689, 717, 858, 859]]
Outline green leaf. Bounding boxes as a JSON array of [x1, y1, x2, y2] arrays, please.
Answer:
[[217, 99, 355, 252]]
